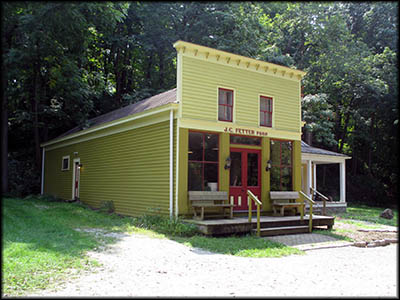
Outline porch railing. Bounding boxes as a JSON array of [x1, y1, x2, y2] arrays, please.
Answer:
[[247, 190, 262, 237], [310, 187, 329, 216], [299, 191, 315, 233]]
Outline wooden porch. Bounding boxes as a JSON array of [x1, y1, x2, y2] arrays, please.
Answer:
[[184, 215, 335, 237]]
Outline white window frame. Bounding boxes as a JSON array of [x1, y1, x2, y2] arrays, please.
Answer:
[[61, 155, 70, 171]]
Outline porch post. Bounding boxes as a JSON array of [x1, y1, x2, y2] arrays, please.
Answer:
[[312, 162, 317, 191], [306, 160, 312, 197], [339, 161, 346, 202]]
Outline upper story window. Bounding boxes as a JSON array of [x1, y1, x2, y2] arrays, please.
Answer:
[[260, 96, 273, 127], [218, 88, 233, 122]]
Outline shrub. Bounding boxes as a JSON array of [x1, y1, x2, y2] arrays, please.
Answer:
[[8, 152, 40, 197]]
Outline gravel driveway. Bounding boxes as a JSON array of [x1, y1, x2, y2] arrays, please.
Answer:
[[29, 232, 398, 297]]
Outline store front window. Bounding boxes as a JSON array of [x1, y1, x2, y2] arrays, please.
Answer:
[[270, 139, 293, 191], [188, 131, 219, 191]]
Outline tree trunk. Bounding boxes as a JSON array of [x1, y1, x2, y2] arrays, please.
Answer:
[[305, 129, 312, 146], [114, 47, 122, 106], [158, 50, 164, 88], [32, 62, 42, 171], [1, 66, 8, 194]]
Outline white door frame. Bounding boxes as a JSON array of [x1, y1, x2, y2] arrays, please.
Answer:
[[72, 158, 80, 200]]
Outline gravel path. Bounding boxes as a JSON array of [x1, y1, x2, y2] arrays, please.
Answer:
[[29, 231, 398, 297]]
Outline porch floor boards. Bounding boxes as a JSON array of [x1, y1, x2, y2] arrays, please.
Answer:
[[184, 215, 335, 236]]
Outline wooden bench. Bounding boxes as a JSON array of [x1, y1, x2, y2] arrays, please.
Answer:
[[189, 191, 234, 220], [270, 191, 304, 217]]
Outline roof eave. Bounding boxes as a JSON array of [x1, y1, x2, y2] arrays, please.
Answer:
[[173, 40, 306, 79], [41, 103, 178, 148]]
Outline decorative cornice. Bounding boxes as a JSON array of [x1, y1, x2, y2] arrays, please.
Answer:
[[173, 40, 306, 80]]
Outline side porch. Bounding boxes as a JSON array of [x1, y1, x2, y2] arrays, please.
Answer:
[[301, 141, 351, 214]]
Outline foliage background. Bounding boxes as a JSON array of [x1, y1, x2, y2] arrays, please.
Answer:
[[1, 2, 398, 207]]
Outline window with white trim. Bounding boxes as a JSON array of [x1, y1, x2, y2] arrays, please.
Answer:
[[218, 88, 233, 122], [61, 155, 70, 171], [260, 95, 273, 127]]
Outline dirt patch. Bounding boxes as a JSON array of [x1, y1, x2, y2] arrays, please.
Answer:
[[333, 221, 398, 243]]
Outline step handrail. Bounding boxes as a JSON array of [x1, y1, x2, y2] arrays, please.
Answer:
[[247, 190, 262, 237], [299, 191, 315, 233], [310, 187, 329, 216]]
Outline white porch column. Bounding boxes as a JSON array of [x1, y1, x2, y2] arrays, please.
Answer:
[[340, 161, 346, 202], [312, 163, 317, 191], [306, 160, 312, 197]]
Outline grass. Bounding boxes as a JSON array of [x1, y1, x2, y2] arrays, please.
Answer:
[[173, 235, 303, 257], [2, 195, 301, 296], [2, 195, 137, 296], [313, 203, 398, 241], [335, 203, 398, 227], [5, 195, 396, 296]]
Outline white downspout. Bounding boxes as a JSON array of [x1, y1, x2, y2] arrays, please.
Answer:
[[169, 109, 174, 218], [175, 119, 180, 218], [41, 147, 45, 195]]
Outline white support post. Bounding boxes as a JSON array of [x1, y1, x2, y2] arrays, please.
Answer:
[[306, 160, 312, 197], [340, 161, 346, 202], [312, 162, 317, 191]]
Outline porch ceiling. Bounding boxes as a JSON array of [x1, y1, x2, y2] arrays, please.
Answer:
[[301, 141, 351, 164]]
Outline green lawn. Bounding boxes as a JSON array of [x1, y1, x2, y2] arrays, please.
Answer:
[[336, 203, 398, 227], [2, 195, 300, 296], [314, 203, 398, 241]]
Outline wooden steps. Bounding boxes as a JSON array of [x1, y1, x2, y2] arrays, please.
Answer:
[[185, 215, 334, 236], [252, 225, 309, 237]]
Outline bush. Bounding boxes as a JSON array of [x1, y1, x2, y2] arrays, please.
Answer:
[[98, 200, 115, 214], [8, 152, 40, 197]]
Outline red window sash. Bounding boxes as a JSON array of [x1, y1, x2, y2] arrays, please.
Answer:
[[218, 88, 233, 122], [260, 96, 273, 127], [188, 131, 220, 191]]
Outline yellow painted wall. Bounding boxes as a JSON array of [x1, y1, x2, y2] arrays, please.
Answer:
[[177, 127, 189, 215], [44, 118, 174, 217], [261, 137, 271, 211], [180, 55, 300, 133]]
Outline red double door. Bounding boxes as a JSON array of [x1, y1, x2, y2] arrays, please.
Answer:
[[229, 148, 261, 211]]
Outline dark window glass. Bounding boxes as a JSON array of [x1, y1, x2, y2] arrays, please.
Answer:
[[188, 132, 203, 161], [62, 158, 69, 170], [229, 152, 242, 186], [281, 167, 293, 191], [270, 167, 281, 191], [270, 140, 281, 165], [204, 163, 218, 190], [230, 135, 261, 146], [188, 162, 202, 191], [270, 139, 293, 191], [204, 133, 218, 162], [247, 153, 259, 186], [281, 141, 292, 166]]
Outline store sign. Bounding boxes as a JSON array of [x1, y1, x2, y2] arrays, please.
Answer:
[[224, 126, 268, 136]]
